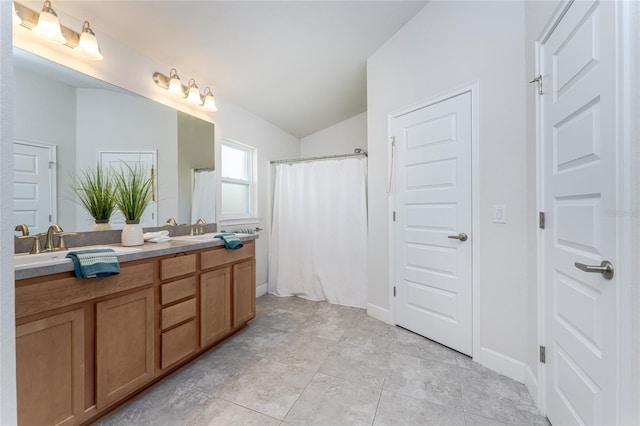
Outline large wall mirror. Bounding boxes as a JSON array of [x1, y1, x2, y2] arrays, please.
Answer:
[[13, 48, 215, 234]]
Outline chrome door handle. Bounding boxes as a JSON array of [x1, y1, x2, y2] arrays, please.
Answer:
[[574, 260, 614, 280], [448, 233, 468, 242]]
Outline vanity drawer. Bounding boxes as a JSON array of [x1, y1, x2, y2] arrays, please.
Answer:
[[160, 254, 196, 280], [200, 241, 255, 270], [161, 320, 197, 369], [161, 276, 196, 305], [161, 298, 196, 330], [16, 262, 154, 319]]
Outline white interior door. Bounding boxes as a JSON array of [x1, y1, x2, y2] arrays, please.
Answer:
[[13, 141, 56, 234], [392, 91, 472, 356], [99, 150, 157, 229], [541, 1, 618, 424]]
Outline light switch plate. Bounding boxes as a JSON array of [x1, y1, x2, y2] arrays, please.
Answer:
[[493, 205, 507, 224]]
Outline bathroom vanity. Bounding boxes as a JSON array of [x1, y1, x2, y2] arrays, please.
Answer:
[[14, 236, 256, 425]]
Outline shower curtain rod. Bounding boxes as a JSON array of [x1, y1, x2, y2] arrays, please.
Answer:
[[270, 152, 367, 165], [193, 168, 214, 172]]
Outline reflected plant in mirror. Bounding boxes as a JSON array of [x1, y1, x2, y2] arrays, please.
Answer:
[[113, 162, 154, 246], [72, 164, 116, 231]]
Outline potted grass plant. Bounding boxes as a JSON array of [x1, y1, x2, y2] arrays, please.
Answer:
[[113, 162, 154, 246], [72, 164, 116, 231]]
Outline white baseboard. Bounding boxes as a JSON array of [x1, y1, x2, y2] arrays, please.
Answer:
[[256, 283, 268, 298], [367, 303, 392, 324], [524, 364, 539, 405], [479, 347, 527, 383]]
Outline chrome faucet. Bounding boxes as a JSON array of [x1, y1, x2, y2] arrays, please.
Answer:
[[15, 224, 29, 236], [44, 224, 63, 252], [166, 217, 178, 226]]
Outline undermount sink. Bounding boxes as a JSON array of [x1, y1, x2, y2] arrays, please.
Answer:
[[171, 233, 219, 242], [14, 245, 143, 270]]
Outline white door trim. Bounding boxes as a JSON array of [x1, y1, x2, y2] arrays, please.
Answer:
[[534, 1, 636, 421], [388, 81, 480, 359]]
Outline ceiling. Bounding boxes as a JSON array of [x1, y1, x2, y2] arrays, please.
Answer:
[[31, 1, 427, 138]]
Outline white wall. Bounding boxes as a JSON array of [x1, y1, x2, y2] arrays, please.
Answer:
[[14, 68, 77, 231], [0, 2, 17, 423], [367, 1, 529, 379], [215, 100, 299, 290], [75, 88, 178, 231], [300, 112, 366, 157]]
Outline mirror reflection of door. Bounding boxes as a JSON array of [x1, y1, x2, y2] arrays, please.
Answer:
[[99, 150, 157, 229], [13, 141, 56, 235]]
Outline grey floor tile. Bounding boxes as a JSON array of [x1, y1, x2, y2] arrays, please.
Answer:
[[315, 303, 362, 320], [459, 366, 542, 424], [340, 321, 396, 352], [189, 397, 281, 426], [257, 294, 323, 315], [374, 390, 466, 426], [168, 344, 262, 396], [269, 332, 336, 371], [352, 310, 397, 335], [295, 314, 354, 341], [249, 308, 311, 332], [217, 324, 288, 357], [384, 353, 462, 408], [284, 373, 381, 426], [393, 327, 457, 365], [464, 413, 509, 426], [219, 358, 314, 420], [319, 341, 390, 389], [97, 380, 214, 426]]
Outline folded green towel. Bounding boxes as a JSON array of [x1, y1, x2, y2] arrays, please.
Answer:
[[66, 249, 120, 279], [214, 233, 244, 250]]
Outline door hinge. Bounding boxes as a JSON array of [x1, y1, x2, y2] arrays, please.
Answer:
[[48, 161, 54, 169], [529, 75, 543, 95], [48, 214, 52, 222], [539, 345, 546, 363], [391, 136, 396, 147], [392, 211, 396, 222], [393, 286, 396, 297], [539, 212, 546, 229]]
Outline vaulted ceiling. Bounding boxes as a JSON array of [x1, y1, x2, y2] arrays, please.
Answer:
[[26, 1, 427, 137]]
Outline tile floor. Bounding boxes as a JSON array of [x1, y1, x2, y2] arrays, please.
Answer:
[[96, 295, 550, 426]]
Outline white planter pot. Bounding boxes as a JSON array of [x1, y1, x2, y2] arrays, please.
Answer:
[[121, 220, 144, 246], [93, 220, 112, 231]]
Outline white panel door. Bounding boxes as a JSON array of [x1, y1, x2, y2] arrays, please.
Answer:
[[99, 150, 157, 229], [13, 142, 56, 234], [541, 1, 618, 424], [393, 92, 472, 355]]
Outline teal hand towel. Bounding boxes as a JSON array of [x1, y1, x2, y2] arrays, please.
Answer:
[[66, 249, 120, 279], [214, 233, 244, 250]]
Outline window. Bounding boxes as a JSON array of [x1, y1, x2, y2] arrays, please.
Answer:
[[221, 139, 257, 219]]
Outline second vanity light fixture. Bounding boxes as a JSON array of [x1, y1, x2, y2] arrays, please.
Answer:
[[13, 1, 104, 61], [153, 69, 218, 112]]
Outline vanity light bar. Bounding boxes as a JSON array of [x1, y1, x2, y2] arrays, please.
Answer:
[[153, 69, 218, 112], [13, 1, 104, 61]]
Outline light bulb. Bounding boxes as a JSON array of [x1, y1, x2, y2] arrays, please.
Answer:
[[186, 79, 202, 104], [167, 69, 184, 96], [75, 21, 103, 60], [13, 2, 22, 25], [33, 1, 66, 44], [202, 87, 218, 112]]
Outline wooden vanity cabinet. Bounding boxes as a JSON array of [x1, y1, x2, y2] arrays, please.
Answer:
[[15, 239, 256, 426], [95, 288, 155, 409], [16, 308, 85, 426]]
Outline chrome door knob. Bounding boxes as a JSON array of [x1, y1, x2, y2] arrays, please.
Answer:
[[574, 260, 614, 280], [448, 233, 468, 242]]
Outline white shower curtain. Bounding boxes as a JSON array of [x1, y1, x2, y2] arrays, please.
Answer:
[[268, 157, 368, 308], [191, 170, 216, 223]]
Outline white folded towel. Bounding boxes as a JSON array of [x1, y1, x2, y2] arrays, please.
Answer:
[[143, 230, 171, 243]]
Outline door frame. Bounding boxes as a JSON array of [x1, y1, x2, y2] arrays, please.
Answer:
[[534, 1, 637, 421], [388, 81, 480, 359]]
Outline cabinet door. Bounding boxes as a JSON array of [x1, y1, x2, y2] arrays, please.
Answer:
[[200, 267, 232, 346], [96, 288, 154, 409], [16, 309, 85, 426], [233, 259, 256, 327]]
